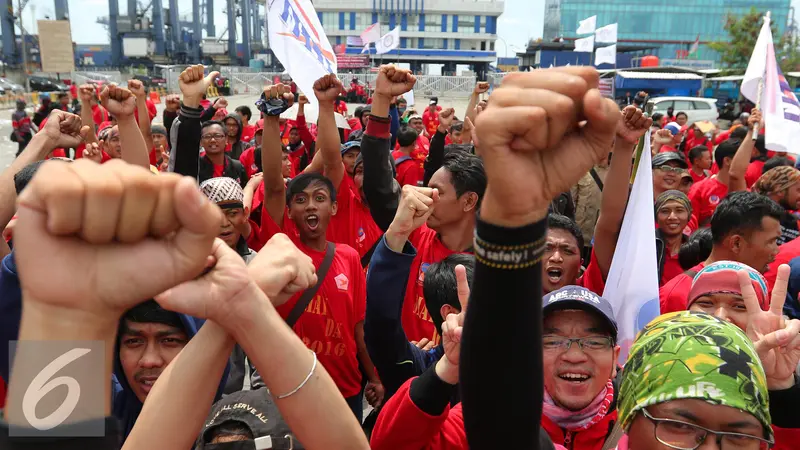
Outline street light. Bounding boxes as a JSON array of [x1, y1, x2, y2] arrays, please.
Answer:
[[496, 36, 508, 57]]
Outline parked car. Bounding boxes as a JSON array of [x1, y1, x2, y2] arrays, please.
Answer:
[[28, 76, 68, 92], [0, 77, 25, 94], [132, 74, 167, 89], [647, 97, 719, 124]]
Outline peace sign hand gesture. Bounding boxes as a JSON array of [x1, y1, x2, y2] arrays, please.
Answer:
[[434, 264, 470, 385], [740, 264, 800, 390]]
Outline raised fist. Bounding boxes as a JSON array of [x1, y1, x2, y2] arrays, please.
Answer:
[[14, 160, 221, 321], [41, 109, 83, 149], [164, 94, 181, 112], [616, 105, 653, 145], [388, 185, 439, 236], [179, 64, 219, 101], [82, 141, 103, 163], [654, 128, 674, 145], [78, 84, 96, 103], [375, 65, 416, 98], [213, 96, 228, 110], [262, 83, 295, 117], [474, 81, 489, 95], [247, 233, 317, 307], [100, 84, 137, 118], [313, 73, 344, 105], [475, 67, 620, 225], [438, 107, 456, 132], [127, 79, 147, 98], [298, 94, 309, 106]]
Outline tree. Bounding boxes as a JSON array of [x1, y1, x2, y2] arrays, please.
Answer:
[[710, 7, 800, 74]]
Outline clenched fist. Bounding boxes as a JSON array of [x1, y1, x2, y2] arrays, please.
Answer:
[[179, 64, 220, 107], [164, 94, 181, 112], [78, 84, 96, 103], [375, 65, 416, 98], [437, 108, 456, 133], [475, 67, 620, 226], [39, 109, 84, 149], [127, 79, 147, 98], [14, 160, 222, 322], [247, 233, 317, 307], [617, 105, 653, 145], [100, 84, 137, 119], [388, 185, 439, 236], [314, 73, 344, 105]]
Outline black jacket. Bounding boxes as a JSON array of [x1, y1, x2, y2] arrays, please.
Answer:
[[169, 103, 248, 187], [222, 112, 251, 161]]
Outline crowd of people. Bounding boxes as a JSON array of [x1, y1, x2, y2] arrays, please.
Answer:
[[2, 64, 800, 450]]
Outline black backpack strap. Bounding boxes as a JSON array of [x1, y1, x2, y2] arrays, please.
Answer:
[[683, 269, 699, 279], [285, 242, 336, 328], [590, 168, 604, 191], [394, 155, 413, 165], [360, 235, 383, 268]]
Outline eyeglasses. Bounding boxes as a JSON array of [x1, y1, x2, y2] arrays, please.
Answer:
[[641, 409, 773, 450], [542, 336, 614, 352], [655, 165, 686, 174], [202, 133, 226, 141]]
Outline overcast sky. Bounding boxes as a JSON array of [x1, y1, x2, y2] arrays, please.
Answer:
[[13, 0, 800, 56]]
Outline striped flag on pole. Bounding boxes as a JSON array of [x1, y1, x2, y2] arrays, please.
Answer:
[[602, 133, 661, 363]]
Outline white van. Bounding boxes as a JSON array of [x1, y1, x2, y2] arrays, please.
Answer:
[[648, 97, 719, 124]]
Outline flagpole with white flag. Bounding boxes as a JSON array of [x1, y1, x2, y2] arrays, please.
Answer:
[[603, 132, 661, 363]]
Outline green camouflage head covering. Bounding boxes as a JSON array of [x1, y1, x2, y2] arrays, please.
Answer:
[[618, 311, 772, 440]]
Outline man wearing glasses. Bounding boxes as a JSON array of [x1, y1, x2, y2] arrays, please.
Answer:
[[652, 152, 689, 200], [541, 286, 621, 449]]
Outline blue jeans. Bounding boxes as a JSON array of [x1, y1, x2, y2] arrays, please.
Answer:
[[345, 393, 364, 424]]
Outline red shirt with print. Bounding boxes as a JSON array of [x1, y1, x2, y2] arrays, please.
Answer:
[[402, 226, 470, 343], [392, 150, 425, 187], [745, 160, 766, 188], [328, 176, 383, 259], [422, 106, 442, 137], [241, 124, 256, 144], [660, 262, 705, 314], [239, 147, 259, 178], [688, 176, 728, 228], [261, 213, 366, 397]]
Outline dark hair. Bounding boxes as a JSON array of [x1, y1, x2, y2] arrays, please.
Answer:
[[205, 421, 254, 444], [201, 120, 225, 134], [678, 228, 713, 270], [688, 145, 709, 164], [714, 139, 741, 170], [354, 106, 365, 119], [651, 113, 664, 124], [14, 160, 47, 194], [710, 191, 784, 245], [440, 151, 486, 206], [547, 214, 584, 251], [754, 135, 768, 159], [675, 111, 688, 120], [763, 157, 794, 174], [286, 172, 337, 205], [423, 254, 475, 334], [397, 127, 418, 147], [450, 121, 464, 133], [121, 300, 185, 331], [57, 92, 69, 100], [235, 105, 252, 121], [444, 143, 475, 156], [730, 127, 748, 140]]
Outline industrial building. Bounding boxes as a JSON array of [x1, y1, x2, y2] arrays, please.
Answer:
[[313, 0, 503, 76], [543, 0, 792, 69], [0, 0, 265, 68]]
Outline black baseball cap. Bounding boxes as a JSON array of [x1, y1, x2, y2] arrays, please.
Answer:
[[543, 286, 618, 341], [652, 152, 688, 169], [195, 388, 303, 450]]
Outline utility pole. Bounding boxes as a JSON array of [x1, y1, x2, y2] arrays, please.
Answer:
[[18, 0, 27, 73]]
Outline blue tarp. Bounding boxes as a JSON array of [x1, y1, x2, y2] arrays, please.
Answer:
[[615, 77, 702, 97]]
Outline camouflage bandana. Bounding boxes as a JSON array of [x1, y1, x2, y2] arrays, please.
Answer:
[[618, 311, 772, 440]]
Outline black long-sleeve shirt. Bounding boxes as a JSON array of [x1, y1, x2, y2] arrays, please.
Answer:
[[360, 115, 401, 231], [424, 130, 447, 187], [461, 215, 547, 450]]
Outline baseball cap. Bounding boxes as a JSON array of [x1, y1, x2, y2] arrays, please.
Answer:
[[664, 122, 681, 136], [195, 388, 303, 450], [652, 152, 688, 169], [341, 140, 361, 155], [543, 286, 618, 340]]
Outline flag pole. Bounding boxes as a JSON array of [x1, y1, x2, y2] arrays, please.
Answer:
[[752, 11, 771, 140], [630, 133, 647, 185]]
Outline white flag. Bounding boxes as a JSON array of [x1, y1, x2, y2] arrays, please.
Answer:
[[267, 0, 336, 107], [360, 22, 381, 44], [741, 15, 800, 154], [577, 15, 596, 34], [595, 44, 617, 65], [375, 26, 400, 55], [689, 35, 700, 54], [574, 35, 594, 53], [361, 43, 370, 54], [603, 135, 661, 363], [595, 23, 617, 43], [403, 89, 415, 106]]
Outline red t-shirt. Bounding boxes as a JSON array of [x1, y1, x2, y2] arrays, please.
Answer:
[[239, 147, 259, 178], [660, 262, 705, 314], [745, 160, 766, 188], [241, 124, 256, 144], [684, 136, 712, 159], [91, 104, 109, 127], [576, 249, 606, 295], [689, 169, 708, 184], [392, 150, 425, 187], [660, 246, 684, 287], [402, 226, 470, 343], [688, 176, 728, 227], [212, 163, 224, 178], [422, 106, 442, 137], [261, 214, 366, 397], [658, 144, 678, 153], [328, 176, 382, 259], [765, 237, 800, 292]]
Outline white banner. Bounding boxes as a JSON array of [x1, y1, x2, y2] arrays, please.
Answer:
[[595, 44, 617, 65], [376, 27, 400, 55], [267, 0, 337, 107], [574, 35, 594, 53], [346, 36, 363, 46], [741, 16, 800, 154], [595, 23, 618, 43], [577, 15, 596, 34], [603, 135, 661, 363]]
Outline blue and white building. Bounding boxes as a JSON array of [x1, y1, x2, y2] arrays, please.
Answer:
[[313, 0, 503, 75]]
